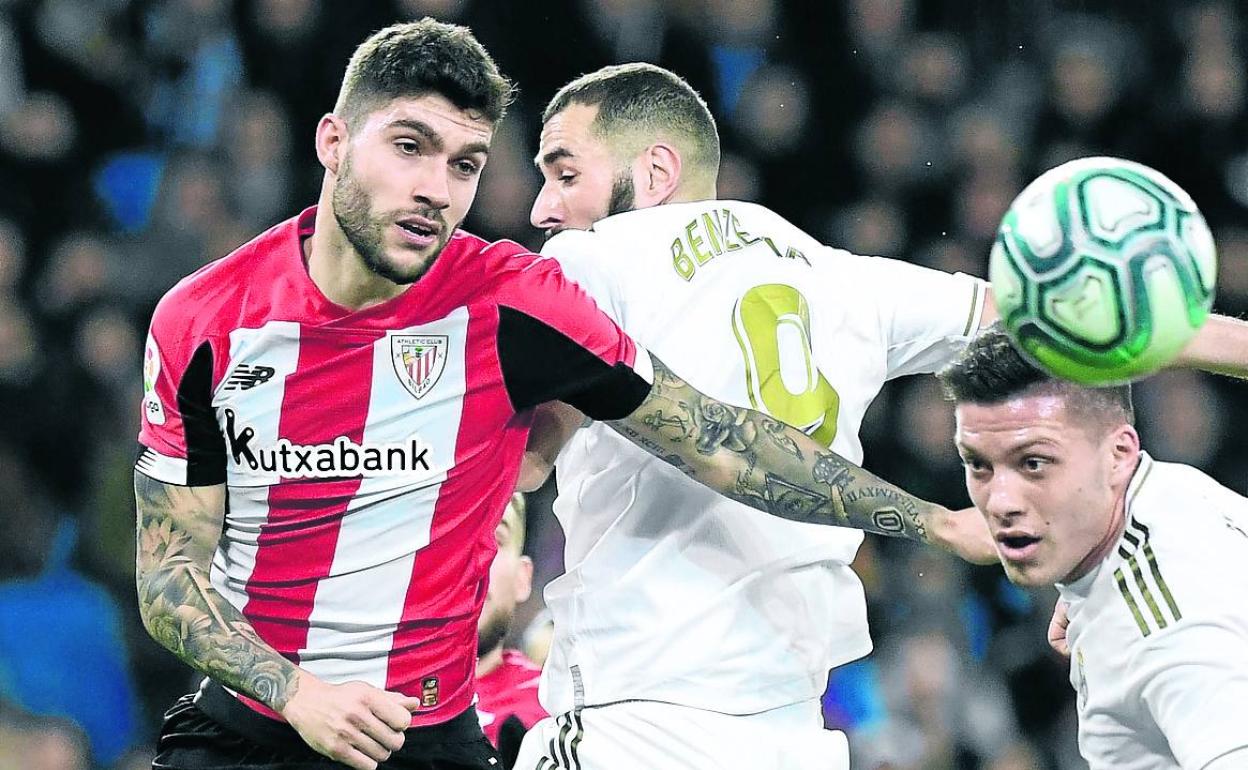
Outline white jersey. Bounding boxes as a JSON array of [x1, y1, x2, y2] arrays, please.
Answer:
[[1060, 452, 1248, 770], [539, 200, 986, 715]]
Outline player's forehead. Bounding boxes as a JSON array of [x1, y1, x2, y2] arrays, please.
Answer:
[[358, 93, 494, 148], [955, 393, 1077, 455], [535, 103, 608, 167]]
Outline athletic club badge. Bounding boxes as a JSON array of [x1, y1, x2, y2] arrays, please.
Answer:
[[391, 334, 448, 400]]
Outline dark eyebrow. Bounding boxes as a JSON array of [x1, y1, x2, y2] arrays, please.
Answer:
[[535, 146, 574, 170], [388, 119, 443, 152], [387, 119, 490, 158]]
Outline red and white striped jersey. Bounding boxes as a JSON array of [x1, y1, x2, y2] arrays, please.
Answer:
[[136, 206, 651, 727], [476, 650, 546, 748]]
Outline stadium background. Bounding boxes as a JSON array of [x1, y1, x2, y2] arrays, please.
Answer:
[[1, 0, 1246, 767]]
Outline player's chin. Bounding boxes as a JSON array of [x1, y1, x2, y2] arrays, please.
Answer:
[[1000, 555, 1055, 587], [382, 246, 441, 283]]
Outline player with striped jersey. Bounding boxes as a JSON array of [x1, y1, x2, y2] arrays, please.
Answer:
[[134, 22, 983, 770], [941, 327, 1248, 770]]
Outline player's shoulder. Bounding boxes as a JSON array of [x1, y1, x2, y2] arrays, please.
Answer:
[[1122, 455, 1248, 621], [462, 232, 598, 310], [450, 230, 543, 280], [538, 228, 611, 262], [1131, 455, 1248, 550], [151, 212, 303, 342]]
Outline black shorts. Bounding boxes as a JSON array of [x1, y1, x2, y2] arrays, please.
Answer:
[[153, 680, 500, 770]]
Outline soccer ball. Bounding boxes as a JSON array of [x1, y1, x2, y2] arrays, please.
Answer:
[[989, 157, 1217, 385]]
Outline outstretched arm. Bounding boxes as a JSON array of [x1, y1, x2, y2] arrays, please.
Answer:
[[1175, 314, 1248, 379], [608, 356, 993, 561], [984, 287, 1248, 380]]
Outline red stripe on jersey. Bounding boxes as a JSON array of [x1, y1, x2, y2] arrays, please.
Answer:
[[242, 329, 383, 662], [386, 305, 529, 725]]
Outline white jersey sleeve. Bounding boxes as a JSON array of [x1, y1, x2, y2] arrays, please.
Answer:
[[1137, 472, 1248, 769], [814, 248, 987, 379], [1140, 620, 1248, 769]]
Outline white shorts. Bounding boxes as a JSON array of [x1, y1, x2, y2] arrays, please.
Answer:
[[514, 699, 849, 770]]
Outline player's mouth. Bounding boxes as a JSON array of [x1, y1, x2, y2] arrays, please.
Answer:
[[395, 217, 441, 248], [996, 531, 1042, 561]]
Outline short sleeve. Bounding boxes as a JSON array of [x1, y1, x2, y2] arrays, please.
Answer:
[[135, 300, 226, 486], [1140, 618, 1248, 769], [493, 255, 652, 420], [825, 250, 987, 378]]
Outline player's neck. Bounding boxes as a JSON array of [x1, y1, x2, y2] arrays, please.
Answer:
[[1067, 493, 1129, 584], [305, 204, 408, 311], [666, 182, 717, 204], [476, 644, 505, 677]]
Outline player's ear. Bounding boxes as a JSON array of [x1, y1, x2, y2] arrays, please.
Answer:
[[315, 114, 348, 175], [515, 555, 534, 604], [1107, 423, 1141, 486], [637, 142, 682, 205]]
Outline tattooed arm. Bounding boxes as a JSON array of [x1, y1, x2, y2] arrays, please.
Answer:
[[134, 472, 418, 770], [134, 474, 299, 707], [608, 357, 995, 562]]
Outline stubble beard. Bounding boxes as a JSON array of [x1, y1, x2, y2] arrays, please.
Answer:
[[477, 607, 513, 658], [332, 153, 448, 286], [607, 170, 636, 218]]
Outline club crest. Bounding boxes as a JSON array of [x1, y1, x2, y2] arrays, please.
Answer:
[[391, 334, 448, 400]]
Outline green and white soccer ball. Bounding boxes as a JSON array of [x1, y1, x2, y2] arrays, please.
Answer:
[[990, 157, 1217, 385]]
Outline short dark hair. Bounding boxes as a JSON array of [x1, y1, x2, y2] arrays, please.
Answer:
[[334, 19, 515, 127], [543, 63, 720, 174], [938, 324, 1134, 427]]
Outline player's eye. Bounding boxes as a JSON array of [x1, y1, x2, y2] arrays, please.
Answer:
[[396, 140, 420, 155], [453, 158, 481, 177], [559, 171, 578, 185], [1022, 456, 1050, 473]]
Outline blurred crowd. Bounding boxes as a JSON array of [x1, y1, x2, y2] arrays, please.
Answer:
[[1, 0, 1247, 768]]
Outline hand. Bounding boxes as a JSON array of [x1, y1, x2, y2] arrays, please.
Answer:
[[933, 506, 999, 565], [280, 671, 421, 770], [1048, 599, 1071, 658]]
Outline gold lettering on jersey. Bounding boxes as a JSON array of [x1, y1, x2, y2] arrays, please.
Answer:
[[670, 208, 808, 282], [686, 220, 712, 265], [701, 212, 723, 254]]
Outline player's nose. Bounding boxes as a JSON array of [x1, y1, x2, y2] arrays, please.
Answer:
[[530, 183, 564, 231], [410, 159, 452, 210], [983, 476, 1026, 522]]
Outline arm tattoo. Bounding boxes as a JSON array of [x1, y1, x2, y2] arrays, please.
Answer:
[[134, 472, 300, 711], [609, 356, 939, 543]]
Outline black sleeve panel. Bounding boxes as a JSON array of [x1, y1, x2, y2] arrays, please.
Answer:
[[180, 340, 227, 486], [497, 305, 651, 420]]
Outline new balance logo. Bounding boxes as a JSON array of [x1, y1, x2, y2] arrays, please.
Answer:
[[222, 364, 276, 391]]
